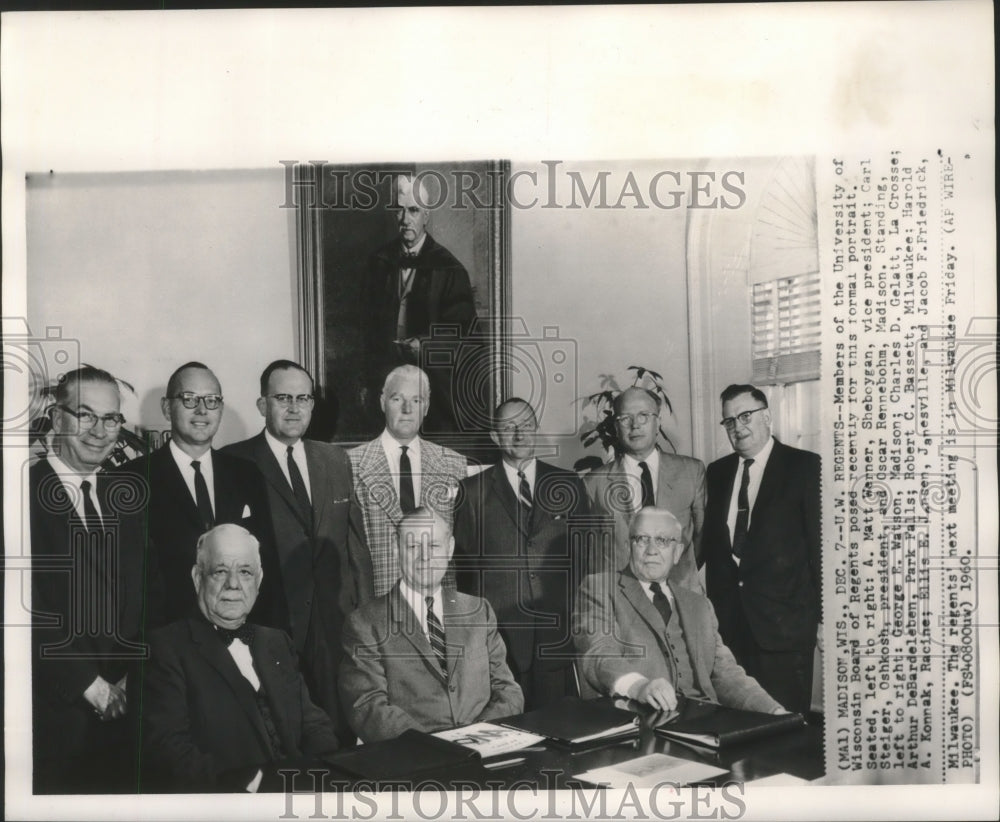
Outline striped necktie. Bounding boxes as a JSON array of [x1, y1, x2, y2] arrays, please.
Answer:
[[425, 595, 448, 676]]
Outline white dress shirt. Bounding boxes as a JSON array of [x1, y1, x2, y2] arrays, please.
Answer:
[[169, 438, 216, 513], [726, 435, 776, 561], [263, 429, 312, 502], [380, 429, 422, 504]]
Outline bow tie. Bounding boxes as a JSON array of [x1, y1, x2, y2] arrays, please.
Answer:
[[215, 622, 254, 647]]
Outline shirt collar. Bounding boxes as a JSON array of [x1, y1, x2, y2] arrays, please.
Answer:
[[381, 428, 421, 457], [623, 448, 659, 474], [169, 437, 213, 470], [264, 428, 303, 462], [740, 435, 775, 468], [402, 233, 428, 258], [501, 457, 536, 490], [46, 452, 99, 490]]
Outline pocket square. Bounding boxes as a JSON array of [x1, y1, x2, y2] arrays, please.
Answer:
[[332, 497, 350, 504], [241, 504, 252, 518]]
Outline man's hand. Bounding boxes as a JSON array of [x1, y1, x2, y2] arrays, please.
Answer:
[[83, 676, 127, 721], [629, 677, 678, 712], [771, 706, 791, 715]]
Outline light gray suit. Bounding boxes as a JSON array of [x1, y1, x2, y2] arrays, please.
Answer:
[[339, 585, 523, 742], [584, 449, 705, 590], [572, 568, 781, 714]]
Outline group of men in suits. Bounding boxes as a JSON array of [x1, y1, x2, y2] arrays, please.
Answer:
[[29, 357, 819, 793]]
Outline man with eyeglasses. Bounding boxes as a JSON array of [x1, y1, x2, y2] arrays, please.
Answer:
[[348, 364, 467, 599], [30, 366, 164, 792], [222, 359, 372, 741], [584, 387, 706, 590], [700, 384, 821, 715], [453, 398, 591, 709], [125, 361, 287, 629], [573, 507, 783, 714]]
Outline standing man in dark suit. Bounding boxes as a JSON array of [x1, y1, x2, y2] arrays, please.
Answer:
[[366, 174, 477, 434], [140, 524, 339, 792], [340, 508, 523, 742], [584, 387, 705, 590], [222, 359, 372, 736], [30, 366, 163, 793], [701, 384, 821, 714], [126, 362, 287, 629], [454, 398, 591, 709], [349, 365, 467, 599]]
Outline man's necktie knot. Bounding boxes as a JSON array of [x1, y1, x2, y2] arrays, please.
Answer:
[[649, 581, 673, 627]]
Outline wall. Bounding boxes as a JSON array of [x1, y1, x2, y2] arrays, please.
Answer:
[[25, 163, 700, 470], [26, 168, 297, 446]]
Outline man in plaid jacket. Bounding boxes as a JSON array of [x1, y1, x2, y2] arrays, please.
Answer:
[[349, 365, 467, 599]]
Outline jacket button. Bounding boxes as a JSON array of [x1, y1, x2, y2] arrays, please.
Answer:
[[738, 581, 744, 587], [449, 684, 457, 693]]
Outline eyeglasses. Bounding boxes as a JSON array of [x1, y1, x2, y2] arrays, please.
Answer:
[[57, 405, 126, 431], [615, 411, 655, 428], [720, 407, 767, 431], [630, 534, 682, 551], [266, 393, 315, 407], [496, 423, 537, 435], [168, 393, 224, 410]]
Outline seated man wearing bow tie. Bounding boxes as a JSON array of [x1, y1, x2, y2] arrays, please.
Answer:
[[139, 524, 339, 792], [339, 508, 523, 743], [573, 507, 785, 715]]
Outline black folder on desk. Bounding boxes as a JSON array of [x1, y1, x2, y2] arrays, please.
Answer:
[[654, 698, 804, 749], [500, 696, 639, 746], [325, 729, 482, 781]]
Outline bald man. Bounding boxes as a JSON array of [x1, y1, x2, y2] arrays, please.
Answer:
[[365, 174, 477, 434]]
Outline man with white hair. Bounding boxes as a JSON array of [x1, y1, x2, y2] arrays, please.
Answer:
[[349, 365, 467, 599], [140, 524, 339, 792], [365, 173, 477, 434], [573, 507, 784, 714]]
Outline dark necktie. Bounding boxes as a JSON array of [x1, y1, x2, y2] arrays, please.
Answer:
[[425, 595, 448, 675], [191, 460, 215, 531], [731, 458, 755, 558], [638, 460, 655, 510], [216, 622, 254, 647], [286, 446, 313, 528], [649, 581, 673, 627], [79, 479, 105, 532], [399, 445, 416, 514], [517, 470, 532, 508]]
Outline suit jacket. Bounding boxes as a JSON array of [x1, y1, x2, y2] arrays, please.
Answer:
[[572, 568, 781, 714], [30, 460, 164, 775], [125, 445, 288, 630], [453, 461, 592, 674], [140, 617, 340, 791], [584, 449, 706, 590], [339, 585, 523, 742], [348, 436, 466, 598], [702, 439, 821, 652], [366, 233, 477, 433]]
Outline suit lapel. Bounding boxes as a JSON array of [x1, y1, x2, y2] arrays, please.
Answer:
[[655, 449, 676, 503], [750, 439, 785, 525], [419, 441, 444, 507], [253, 630, 297, 754], [153, 445, 202, 529], [253, 433, 311, 531], [619, 570, 669, 649], [189, 618, 271, 750], [441, 588, 463, 680], [389, 585, 447, 683], [715, 454, 740, 552], [304, 440, 328, 525], [357, 440, 403, 521], [489, 464, 530, 538]]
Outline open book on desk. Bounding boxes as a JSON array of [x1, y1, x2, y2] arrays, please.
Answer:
[[654, 696, 804, 749], [499, 696, 639, 746]]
